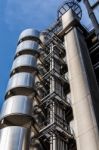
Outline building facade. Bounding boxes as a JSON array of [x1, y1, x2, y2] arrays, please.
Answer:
[[0, 0, 99, 150]]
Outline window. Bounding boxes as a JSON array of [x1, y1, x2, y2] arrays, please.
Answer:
[[89, 0, 98, 6], [93, 6, 99, 23]]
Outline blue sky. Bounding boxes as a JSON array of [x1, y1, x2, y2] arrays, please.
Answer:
[[0, 0, 92, 109]]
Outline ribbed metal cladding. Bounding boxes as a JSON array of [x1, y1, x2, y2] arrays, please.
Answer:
[[0, 126, 30, 150], [0, 96, 33, 125], [18, 28, 40, 42], [0, 28, 41, 150], [5, 72, 35, 99], [11, 55, 37, 76], [15, 40, 40, 57]]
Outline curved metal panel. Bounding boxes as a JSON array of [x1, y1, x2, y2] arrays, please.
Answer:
[[0, 126, 30, 150], [5, 73, 35, 98], [0, 96, 33, 125], [11, 55, 37, 73], [18, 28, 40, 41], [16, 40, 39, 55]]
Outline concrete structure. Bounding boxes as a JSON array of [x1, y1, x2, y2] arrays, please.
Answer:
[[0, 0, 99, 150]]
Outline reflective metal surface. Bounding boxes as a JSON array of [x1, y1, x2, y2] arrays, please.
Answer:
[[0, 96, 33, 125], [18, 28, 40, 41], [0, 126, 30, 150], [11, 55, 37, 74], [5, 73, 35, 98], [16, 40, 39, 55]]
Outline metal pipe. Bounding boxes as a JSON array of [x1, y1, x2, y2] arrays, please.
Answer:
[[0, 126, 30, 150]]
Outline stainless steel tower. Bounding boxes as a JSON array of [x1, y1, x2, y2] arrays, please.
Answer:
[[0, 1, 99, 150], [0, 29, 41, 150]]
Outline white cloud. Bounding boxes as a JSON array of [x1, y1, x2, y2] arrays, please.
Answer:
[[4, 0, 62, 30]]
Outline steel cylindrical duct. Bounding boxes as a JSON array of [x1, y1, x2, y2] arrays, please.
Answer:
[[0, 96, 33, 125], [11, 55, 37, 76], [0, 126, 30, 150], [15, 40, 40, 57], [5, 72, 35, 99], [0, 28, 42, 150], [18, 29, 40, 42]]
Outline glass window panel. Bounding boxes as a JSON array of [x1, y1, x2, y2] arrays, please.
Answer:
[[93, 6, 99, 23], [89, 0, 98, 6]]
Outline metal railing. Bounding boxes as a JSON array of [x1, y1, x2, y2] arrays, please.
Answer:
[[39, 114, 75, 138]]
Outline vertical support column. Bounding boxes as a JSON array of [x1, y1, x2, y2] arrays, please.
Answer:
[[62, 10, 99, 150], [49, 45, 56, 150]]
